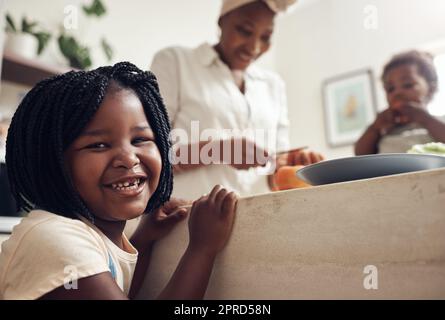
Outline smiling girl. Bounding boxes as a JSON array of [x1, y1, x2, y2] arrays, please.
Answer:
[[0, 62, 237, 300]]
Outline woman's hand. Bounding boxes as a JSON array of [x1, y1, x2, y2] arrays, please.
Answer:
[[287, 149, 324, 166], [187, 185, 238, 257], [275, 149, 324, 168], [221, 137, 270, 170], [130, 198, 190, 252], [172, 138, 269, 173]]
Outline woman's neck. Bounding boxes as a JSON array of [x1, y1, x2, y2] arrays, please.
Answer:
[[231, 70, 245, 93], [213, 44, 246, 92]]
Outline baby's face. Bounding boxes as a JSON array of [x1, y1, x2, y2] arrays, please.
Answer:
[[64, 89, 162, 222], [383, 64, 431, 110]]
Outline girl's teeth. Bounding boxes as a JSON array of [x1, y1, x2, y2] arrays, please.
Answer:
[[110, 179, 142, 191]]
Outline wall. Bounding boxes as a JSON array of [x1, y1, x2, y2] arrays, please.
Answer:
[[275, 0, 445, 159], [2, 0, 278, 71], [0, 0, 276, 113], [2, 0, 445, 158]]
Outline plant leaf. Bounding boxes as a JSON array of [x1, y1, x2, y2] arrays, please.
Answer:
[[101, 38, 113, 61], [58, 34, 92, 70], [21, 17, 37, 33], [32, 31, 51, 55], [82, 0, 106, 17], [5, 13, 17, 32]]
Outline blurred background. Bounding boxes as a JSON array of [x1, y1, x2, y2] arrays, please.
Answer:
[[0, 0, 444, 216]]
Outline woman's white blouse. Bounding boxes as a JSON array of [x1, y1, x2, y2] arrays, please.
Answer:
[[151, 43, 290, 199]]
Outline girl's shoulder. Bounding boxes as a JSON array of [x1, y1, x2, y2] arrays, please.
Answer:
[[1, 210, 107, 264], [0, 210, 110, 299], [10, 210, 103, 245]]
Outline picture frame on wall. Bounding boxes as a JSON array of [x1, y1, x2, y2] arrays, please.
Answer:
[[322, 69, 377, 147]]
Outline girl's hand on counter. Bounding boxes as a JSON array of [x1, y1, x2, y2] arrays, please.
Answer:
[[187, 185, 238, 257]]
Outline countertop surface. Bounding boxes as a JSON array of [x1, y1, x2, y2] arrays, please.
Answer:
[[137, 167, 445, 299]]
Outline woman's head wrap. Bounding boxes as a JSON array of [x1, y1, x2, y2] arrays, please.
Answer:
[[220, 0, 297, 17]]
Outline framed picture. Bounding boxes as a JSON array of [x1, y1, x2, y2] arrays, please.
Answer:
[[322, 69, 377, 147]]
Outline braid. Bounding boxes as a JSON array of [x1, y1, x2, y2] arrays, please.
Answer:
[[6, 62, 174, 220]]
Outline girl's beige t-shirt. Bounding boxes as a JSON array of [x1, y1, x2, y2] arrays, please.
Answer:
[[0, 210, 138, 300]]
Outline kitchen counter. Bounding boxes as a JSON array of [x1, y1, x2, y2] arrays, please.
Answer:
[[137, 167, 445, 299]]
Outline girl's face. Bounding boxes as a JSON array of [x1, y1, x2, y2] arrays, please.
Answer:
[[217, 2, 275, 71], [383, 64, 431, 110], [64, 89, 162, 222]]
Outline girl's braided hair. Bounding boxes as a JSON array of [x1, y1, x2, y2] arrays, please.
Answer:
[[6, 62, 173, 221]]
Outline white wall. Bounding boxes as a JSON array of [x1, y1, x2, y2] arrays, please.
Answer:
[[3, 0, 276, 70], [0, 0, 276, 113], [3, 0, 445, 160], [275, 0, 445, 159]]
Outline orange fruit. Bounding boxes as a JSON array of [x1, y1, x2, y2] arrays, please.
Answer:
[[273, 165, 311, 190]]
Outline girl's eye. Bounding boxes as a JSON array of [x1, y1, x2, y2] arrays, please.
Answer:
[[86, 142, 108, 149], [132, 137, 152, 145]]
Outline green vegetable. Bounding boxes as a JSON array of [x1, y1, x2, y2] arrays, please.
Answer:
[[407, 142, 445, 156]]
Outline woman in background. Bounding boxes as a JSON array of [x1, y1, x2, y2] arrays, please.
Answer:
[[151, 0, 323, 200]]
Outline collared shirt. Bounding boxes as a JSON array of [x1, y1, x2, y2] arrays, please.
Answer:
[[150, 43, 290, 199]]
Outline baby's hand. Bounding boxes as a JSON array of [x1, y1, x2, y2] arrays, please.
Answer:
[[188, 185, 238, 257], [396, 102, 429, 125], [373, 108, 398, 134]]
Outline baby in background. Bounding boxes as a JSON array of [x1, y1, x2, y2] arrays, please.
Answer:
[[355, 50, 445, 155]]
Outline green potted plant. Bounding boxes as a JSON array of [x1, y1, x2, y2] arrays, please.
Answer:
[[58, 0, 113, 70], [4, 13, 51, 59]]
